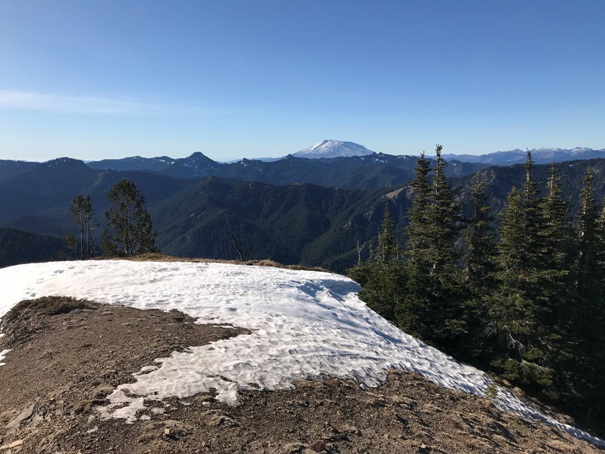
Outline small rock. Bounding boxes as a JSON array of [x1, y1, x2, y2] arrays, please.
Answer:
[[204, 411, 238, 428], [280, 442, 308, 454], [0, 439, 24, 450], [91, 384, 114, 400], [6, 404, 35, 429], [161, 420, 193, 440]]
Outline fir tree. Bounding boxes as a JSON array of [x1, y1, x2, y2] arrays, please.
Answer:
[[397, 151, 433, 339], [520, 151, 543, 272], [404, 151, 432, 265], [488, 154, 556, 394], [399, 146, 465, 353], [488, 187, 532, 361], [348, 201, 403, 322], [462, 173, 497, 363], [463, 173, 496, 294], [576, 169, 600, 301], [570, 170, 605, 426], [534, 163, 576, 398], [537, 164, 575, 316], [376, 200, 397, 265]]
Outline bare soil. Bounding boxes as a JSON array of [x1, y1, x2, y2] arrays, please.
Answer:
[[0, 296, 602, 453]]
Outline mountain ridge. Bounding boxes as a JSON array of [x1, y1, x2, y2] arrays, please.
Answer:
[[3, 142, 604, 170], [4, 156, 605, 272]]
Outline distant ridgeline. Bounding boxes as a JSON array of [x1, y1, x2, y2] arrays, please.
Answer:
[[0, 150, 605, 271]]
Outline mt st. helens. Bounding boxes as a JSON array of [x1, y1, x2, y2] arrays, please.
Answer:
[[1, 141, 605, 271]]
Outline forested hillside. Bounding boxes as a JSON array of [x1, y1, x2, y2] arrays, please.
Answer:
[[0, 158, 195, 236], [0, 160, 40, 182], [453, 158, 605, 219], [151, 177, 408, 271], [350, 150, 605, 438], [0, 228, 64, 268]]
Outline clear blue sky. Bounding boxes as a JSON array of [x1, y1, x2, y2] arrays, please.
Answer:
[[1, 0, 604, 162]]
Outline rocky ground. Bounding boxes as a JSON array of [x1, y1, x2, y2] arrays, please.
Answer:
[[0, 296, 602, 453]]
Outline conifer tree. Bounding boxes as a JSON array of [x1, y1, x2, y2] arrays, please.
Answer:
[[488, 153, 556, 393], [462, 173, 497, 363], [399, 146, 464, 353], [489, 187, 531, 358], [377, 200, 397, 265], [427, 145, 459, 269], [463, 173, 496, 294], [535, 163, 576, 397], [404, 151, 432, 265], [348, 201, 403, 322], [69, 194, 96, 259], [102, 179, 157, 257], [540, 164, 574, 271], [576, 169, 600, 301], [397, 151, 433, 339], [538, 164, 575, 313], [520, 151, 542, 272], [571, 170, 605, 424]]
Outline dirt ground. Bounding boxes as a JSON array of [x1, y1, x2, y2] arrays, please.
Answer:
[[0, 296, 602, 453]]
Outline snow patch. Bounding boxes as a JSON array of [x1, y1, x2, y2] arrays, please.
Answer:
[[0, 349, 9, 366]]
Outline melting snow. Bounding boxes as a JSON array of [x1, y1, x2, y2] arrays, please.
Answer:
[[0, 260, 602, 447], [0, 349, 9, 366]]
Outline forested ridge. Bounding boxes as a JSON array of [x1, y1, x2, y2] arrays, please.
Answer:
[[4, 155, 605, 271], [349, 147, 605, 438], [0, 228, 65, 268]]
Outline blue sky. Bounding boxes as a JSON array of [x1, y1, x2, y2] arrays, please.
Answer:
[[1, 0, 604, 162]]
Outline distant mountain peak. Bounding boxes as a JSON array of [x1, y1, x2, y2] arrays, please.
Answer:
[[293, 140, 375, 159], [44, 157, 89, 169]]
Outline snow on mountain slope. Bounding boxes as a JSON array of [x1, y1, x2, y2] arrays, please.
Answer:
[[0, 260, 602, 447], [293, 140, 375, 159]]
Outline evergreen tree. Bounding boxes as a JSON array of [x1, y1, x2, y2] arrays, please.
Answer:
[[102, 179, 157, 257], [403, 151, 431, 266], [427, 145, 459, 269], [535, 163, 576, 398], [397, 151, 433, 338], [488, 188, 531, 360], [463, 173, 496, 295], [488, 153, 556, 394], [570, 170, 605, 426], [348, 202, 404, 321], [69, 194, 96, 259], [399, 146, 465, 352], [539, 164, 574, 274], [376, 200, 398, 265], [538, 164, 575, 315], [576, 169, 600, 301], [520, 151, 542, 272], [462, 173, 497, 363]]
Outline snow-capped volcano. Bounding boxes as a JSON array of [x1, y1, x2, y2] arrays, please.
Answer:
[[293, 140, 375, 159]]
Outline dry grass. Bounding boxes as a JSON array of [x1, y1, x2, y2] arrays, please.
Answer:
[[101, 252, 330, 273]]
